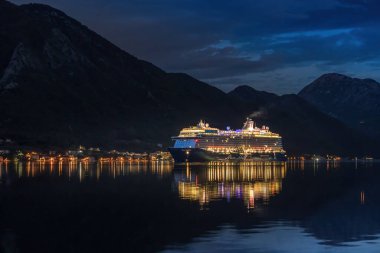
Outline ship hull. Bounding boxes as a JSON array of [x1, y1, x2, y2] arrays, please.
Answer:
[[168, 147, 287, 163]]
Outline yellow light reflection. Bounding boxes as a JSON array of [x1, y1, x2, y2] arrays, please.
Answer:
[[176, 161, 286, 209], [0, 159, 173, 182]]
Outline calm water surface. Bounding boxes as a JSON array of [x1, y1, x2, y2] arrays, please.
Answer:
[[0, 160, 379, 252]]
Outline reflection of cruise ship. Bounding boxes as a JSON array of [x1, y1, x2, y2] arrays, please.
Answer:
[[174, 161, 286, 209], [168, 118, 286, 163]]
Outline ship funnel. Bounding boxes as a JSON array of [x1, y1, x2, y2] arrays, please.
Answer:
[[198, 120, 207, 128], [243, 118, 255, 131]]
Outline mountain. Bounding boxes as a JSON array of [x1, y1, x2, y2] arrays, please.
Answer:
[[299, 73, 380, 137], [228, 87, 377, 156], [0, 1, 247, 150], [0, 1, 377, 156], [228, 85, 277, 105]]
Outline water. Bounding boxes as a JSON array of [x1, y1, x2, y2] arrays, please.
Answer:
[[0, 160, 379, 252]]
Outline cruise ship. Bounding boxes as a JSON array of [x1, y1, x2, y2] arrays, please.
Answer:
[[168, 118, 286, 163]]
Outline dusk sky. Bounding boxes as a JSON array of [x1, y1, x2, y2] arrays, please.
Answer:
[[11, 0, 380, 94]]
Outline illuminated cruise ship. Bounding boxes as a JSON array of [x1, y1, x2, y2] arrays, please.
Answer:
[[168, 118, 286, 163]]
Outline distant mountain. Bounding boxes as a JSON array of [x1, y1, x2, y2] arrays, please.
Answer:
[[0, 1, 377, 156], [228, 87, 377, 156], [299, 73, 380, 137], [228, 85, 277, 105]]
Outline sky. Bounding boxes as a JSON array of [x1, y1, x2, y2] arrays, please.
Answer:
[[10, 0, 380, 94]]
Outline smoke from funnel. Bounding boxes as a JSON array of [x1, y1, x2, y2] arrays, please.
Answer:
[[249, 108, 266, 118]]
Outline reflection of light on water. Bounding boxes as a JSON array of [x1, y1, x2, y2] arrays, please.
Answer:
[[249, 189, 254, 209], [59, 161, 63, 176], [177, 181, 282, 209], [176, 161, 286, 209], [288, 159, 344, 171], [361, 191, 365, 205], [150, 160, 173, 176], [0, 160, 173, 181]]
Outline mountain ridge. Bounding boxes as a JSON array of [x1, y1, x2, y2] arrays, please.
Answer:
[[299, 73, 380, 137], [228, 87, 377, 156], [0, 0, 248, 150], [0, 1, 378, 156]]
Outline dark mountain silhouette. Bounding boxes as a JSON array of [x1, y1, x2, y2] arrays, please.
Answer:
[[0, 1, 246, 150], [228, 87, 377, 156], [228, 85, 277, 105], [299, 73, 380, 137], [0, 1, 377, 156]]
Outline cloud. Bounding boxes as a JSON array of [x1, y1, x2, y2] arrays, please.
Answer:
[[10, 0, 380, 94]]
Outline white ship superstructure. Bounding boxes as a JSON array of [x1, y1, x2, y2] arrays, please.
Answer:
[[174, 118, 284, 155]]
